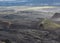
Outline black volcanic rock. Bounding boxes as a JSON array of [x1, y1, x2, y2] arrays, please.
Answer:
[[0, 12, 60, 43], [0, 21, 60, 43], [2, 14, 28, 19], [52, 13, 60, 18]]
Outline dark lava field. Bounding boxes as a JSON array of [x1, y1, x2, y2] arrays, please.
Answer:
[[0, 6, 60, 43]]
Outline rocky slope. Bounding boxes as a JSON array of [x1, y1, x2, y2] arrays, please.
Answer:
[[0, 18, 60, 43], [0, 6, 60, 43]]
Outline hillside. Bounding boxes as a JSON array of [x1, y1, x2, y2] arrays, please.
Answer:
[[0, 6, 60, 43], [39, 19, 60, 30]]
